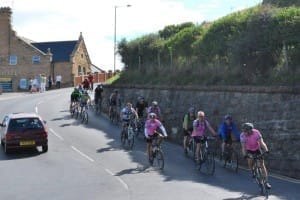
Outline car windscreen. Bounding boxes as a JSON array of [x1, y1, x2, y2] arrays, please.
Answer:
[[8, 118, 44, 132]]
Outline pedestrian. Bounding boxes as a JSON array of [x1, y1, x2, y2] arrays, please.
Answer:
[[28, 77, 33, 92], [40, 74, 47, 92], [88, 73, 94, 90], [48, 75, 52, 89], [37, 74, 42, 92], [56, 74, 62, 88]]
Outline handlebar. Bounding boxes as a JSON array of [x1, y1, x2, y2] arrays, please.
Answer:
[[245, 151, 269, 160]]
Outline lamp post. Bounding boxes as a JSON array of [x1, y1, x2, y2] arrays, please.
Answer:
[[114, 4, 131, 73]]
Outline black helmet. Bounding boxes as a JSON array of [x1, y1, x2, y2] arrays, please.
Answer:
[[224, 114, 232, 120], [242, 123, 254, 131]]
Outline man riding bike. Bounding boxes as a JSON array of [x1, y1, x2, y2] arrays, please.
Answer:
[[183, 107, 196, 154], [94, 84, 103, 110], [147, 101, 161, 120], [70, 88, 81, 111], [218, 114, 240, 158], [120, 103, 138, 136], [144, 113, 167, 165], [240, 122, 271, 189], [80, 90, 91, 113], [135, 96, 148, 132], [191, 111, 217, 163], [109, 89, 121, 118]]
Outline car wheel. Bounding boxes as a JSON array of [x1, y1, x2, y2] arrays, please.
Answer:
[[42, 145, 48, 153]]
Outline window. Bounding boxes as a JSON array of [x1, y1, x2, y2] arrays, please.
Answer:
[[9, 55, 17, 65], [78, 65, 82, 75], [32, 55, 41, 64]]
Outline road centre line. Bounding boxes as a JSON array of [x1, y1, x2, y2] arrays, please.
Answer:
[[35, 106, 38, 114], [105, 169, 129, 190], [49, 128, 64, 141], [71, 146, 95, 162]]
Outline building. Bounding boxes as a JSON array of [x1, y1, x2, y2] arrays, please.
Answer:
[[0, 7, 92, 92]]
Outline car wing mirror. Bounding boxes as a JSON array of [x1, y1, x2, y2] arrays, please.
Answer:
[[43, 120, 47, 124]]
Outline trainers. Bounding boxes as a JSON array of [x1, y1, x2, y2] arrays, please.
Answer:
[[266, 182, 272, 189]]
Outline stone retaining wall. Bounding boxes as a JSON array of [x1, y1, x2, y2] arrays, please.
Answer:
[[103, 85, 300, 179]]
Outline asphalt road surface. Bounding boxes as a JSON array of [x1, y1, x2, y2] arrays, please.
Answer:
[[0, 88, 299, 200]]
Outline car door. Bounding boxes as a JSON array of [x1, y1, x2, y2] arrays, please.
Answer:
[[0, 116, 9, 141]]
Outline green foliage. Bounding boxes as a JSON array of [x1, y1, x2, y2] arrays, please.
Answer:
[[116, 5, 300, 86], [263, 0, 300, 7]]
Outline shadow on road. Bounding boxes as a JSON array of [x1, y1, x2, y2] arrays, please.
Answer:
[[0, 147, 43, 161]]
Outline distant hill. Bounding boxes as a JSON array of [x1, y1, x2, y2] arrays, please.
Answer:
[[116, 3, 300, 86]]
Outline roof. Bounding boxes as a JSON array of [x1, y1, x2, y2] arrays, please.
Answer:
[[91, 64, 106, 73], [31, 41, 78, 62], [8, 112, 41, 119]]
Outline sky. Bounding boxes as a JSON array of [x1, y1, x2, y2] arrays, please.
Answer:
[[3, 0, 262, 71]]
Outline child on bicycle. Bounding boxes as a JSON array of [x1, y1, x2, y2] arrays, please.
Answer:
[[120, 103, 138, 136], [183, 107, 196, 154], [80, 91, 91, 113], [240, 122, 271, 189]]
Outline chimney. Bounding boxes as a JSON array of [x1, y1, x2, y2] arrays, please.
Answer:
[[0, 7, 12, 58]]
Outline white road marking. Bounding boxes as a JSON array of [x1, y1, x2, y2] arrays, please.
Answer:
[[35, 106, 38, 113], [105, 169, 129, 190], [37, 101, 43, 105], [71, 146, 95, 162], [49, 128, 64, 141]]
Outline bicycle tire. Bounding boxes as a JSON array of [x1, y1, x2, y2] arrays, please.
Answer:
[[83, 112, 88, 124], [121, 130, 126, 146], [153, 150, 164, 170], [127, 128, 135, 149], [256, 168, 269, 198], [224, 149, 239, 173], [203, 151, 215, 175]]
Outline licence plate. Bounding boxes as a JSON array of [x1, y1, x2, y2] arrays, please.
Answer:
[[20, 140, 35, 146]]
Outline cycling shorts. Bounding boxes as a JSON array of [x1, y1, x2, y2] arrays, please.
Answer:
[[223, 134, 233, 145], [247, 149, 262, 157], [193, 136, 207, 144], [146, 133, 159, 143]]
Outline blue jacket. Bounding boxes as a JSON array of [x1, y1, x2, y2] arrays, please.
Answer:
[[218, 121, 240, 141]]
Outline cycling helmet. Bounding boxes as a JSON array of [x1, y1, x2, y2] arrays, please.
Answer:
[[149, 113, 157, 119], [152, 101, 158, 106], [188, 107, 195, 113], [114, 89, 118, 93], [224, 114, 232, 120], [242, 122, 254, 131]]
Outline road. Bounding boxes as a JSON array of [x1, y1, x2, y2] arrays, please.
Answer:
[[0, 88, 299, 200]]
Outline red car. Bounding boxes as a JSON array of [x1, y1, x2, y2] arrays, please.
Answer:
[[0, 113, 48, 154]]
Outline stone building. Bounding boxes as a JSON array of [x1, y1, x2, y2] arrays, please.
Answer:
[[0, 7, 91, 91]]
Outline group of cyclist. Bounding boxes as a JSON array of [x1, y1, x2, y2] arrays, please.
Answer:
[[182, 108, 271, 189], [70, 87, 271, 190]]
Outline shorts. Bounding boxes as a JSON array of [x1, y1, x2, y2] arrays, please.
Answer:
[[247, 149, 262, 157], [146, 133, 159, 143], [183, 128, 193, 136], [193, 136, 206, 144], [80, 102, 87, 107], [110, 100, 117, 106], [223, 134, 232, 145]]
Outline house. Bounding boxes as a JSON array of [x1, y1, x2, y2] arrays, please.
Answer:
[[0, 7, 92, 92]]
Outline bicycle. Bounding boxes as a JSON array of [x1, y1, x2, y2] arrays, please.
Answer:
[[246, 152, 270, 199], [185, 132, 196, 159], [70, 102, 80, 119], [121, 119, 135, 149], [197, 136, 215, 175], [222, 143, 239, 172], [109, 105, 119, 125], [135, 116, 146, 137], [150, 133, 165, 170], [80, 103, 89, 124]]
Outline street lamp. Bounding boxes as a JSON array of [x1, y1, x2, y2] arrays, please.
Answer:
[[114, 4, 131, 73]]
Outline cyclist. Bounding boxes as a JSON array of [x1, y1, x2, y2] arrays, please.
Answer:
[[135, 96, 148, 132], [191, 111, 217, 163], [145, 113, 167, 164], [120, 103, 138, 136], [70, 88, 81, 111], [109, 89, 121, 118], [136, 96, 148, 118], [80, 90, 91, 113], [183, 107, 196, 154], [240, 122, 271, 189], [147, 101, 161, 119], [94, 84, 103, 110], [218, 114, 240, 158]]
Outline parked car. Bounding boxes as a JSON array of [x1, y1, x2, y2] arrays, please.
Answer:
[[0, 113, 48, 154]]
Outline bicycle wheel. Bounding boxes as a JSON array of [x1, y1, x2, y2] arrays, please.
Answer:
[[75, 108, 79, 119], [127, 128, 134, 149], [153, 150, 164, 170], [203, 151, 215, 175], [256, 168, 269, 198], [82, 111, 88, 124], [121, 130, 126, 146], [227, 150, 239, 172]]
